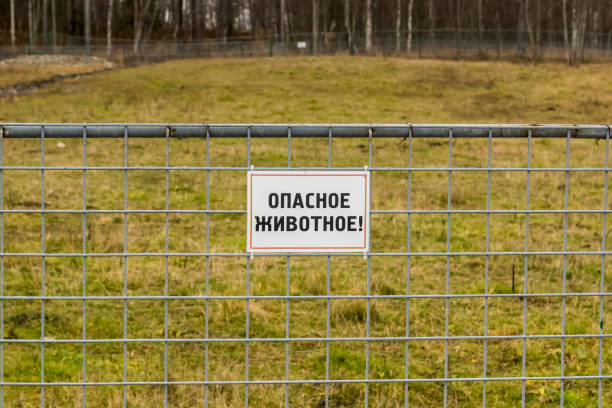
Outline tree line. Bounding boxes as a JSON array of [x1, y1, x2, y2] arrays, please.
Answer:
[[2, 0, 611, 65]]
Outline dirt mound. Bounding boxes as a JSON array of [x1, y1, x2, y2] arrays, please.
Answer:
[[0, 54, 114, 68]]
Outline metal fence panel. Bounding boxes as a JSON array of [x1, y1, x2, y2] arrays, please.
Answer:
[[0, 123, 610, 407]]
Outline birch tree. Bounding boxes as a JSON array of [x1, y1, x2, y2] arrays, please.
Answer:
[[280, 0, 289, 42], [569, 0, 589, 65], [173, 0, 182, 41], [10, 0, 16, 49], [395, 0, 401, 53], [406, 0, 414, 52], [365, 0, 372, 53], [107, 0, 114, 58], [312, 0, 319, 54], [563, 0, 570, 62], [344, 0, 353, 53], [52, 0, 57, 48], [1, 0, 611, 59], [84, 0, 91, 54], [524, 0, 543, 61]]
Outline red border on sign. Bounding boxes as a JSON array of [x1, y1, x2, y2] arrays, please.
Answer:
[[249, 174, 368, 250]]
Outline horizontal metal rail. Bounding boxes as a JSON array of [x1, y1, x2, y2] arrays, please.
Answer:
[[0, 209, 611, 214], [0, 292, 609, 300], [0, 334, 611, 344], [1, 123, 611, 139], [1, 166, 612, 171], [1, 375, 611, 387], [0, 251, 608, 256]]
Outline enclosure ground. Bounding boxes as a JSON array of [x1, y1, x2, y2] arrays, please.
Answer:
[[1, 56, 611, 124]]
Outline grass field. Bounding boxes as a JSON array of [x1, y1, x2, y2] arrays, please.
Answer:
[[0, 57, 612, 407]]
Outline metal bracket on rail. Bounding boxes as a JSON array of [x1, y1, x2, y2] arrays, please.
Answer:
[[250, 165, 255, 260], [364, 165, 369, 260]]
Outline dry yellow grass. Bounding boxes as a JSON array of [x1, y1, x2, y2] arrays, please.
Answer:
[[0, 57, 611, 123]]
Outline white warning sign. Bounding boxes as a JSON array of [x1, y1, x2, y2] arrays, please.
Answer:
[[247, 170, 370, 253]]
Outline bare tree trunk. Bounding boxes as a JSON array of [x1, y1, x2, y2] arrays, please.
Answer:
[[66, 0, 73, 36], [365, 0, 372, 53], [134, 0, 155, 53], [395, 0, 401, 54], [194, 0, 202, 40], [84, 0, 91, 54], [272, 0, 278, 41], [525, 0, 537, 59], [351, 0, 358, 48], [455, 0, 461, 57], [517, 0, 526, 55], [535, 0, 541, 59], [577, 0, 588, 64], [51, 0, 57, 49], [344, 0, 353, 53], [250, 0, 256, 37], [523, 0, 540, 61], [107, 0, 114, 58], [477, 0, 483, 55], [28, 0, 34, 48], [216, 0, 233, 43], [312, 0, 319, 55], [495, 4, 502, 58], [42, 0, 48, 45], [280, 0, 289, 42], [182, 0, 191, 41], [571, 0, 578, 64], [321, 0, 328, 48], [569, 0, 588, 65], [592, 0, 599, 47], [563, 0, 570, 63], [144, 0, 161, 45], [194, 0, 201, 40], [173, 0, 182, 41], [10, 0, 16, 49], [190, 0, 196, 40], [406, 0, 414, 53], [204, 0, 209, 37], [134, 0, 141, 53], [428, 0, 435, 54]]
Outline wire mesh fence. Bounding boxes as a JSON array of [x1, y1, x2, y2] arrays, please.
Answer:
[[2, 28, 612, 64], [0, 123, 610, 407]]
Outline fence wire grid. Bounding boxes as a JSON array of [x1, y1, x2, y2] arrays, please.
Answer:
[[0, 123, 610, 407]]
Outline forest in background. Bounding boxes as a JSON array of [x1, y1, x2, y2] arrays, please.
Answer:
[[1, 0, 612, 65]]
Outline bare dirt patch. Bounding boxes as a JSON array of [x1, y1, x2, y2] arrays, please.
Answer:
[[0, 54, 116, 98], [0, 54, 114, 68]]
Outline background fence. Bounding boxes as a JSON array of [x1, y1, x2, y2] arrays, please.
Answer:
[[2, 29, 612, 64], [0, 123, 610, 407]]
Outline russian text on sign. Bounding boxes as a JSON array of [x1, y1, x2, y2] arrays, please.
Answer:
[[247, 170, 370, 253]]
